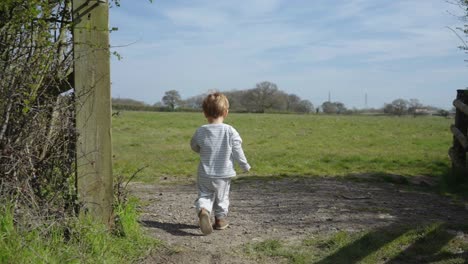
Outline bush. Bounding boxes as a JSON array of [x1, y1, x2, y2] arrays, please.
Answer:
[[0, 197, 158, 263]]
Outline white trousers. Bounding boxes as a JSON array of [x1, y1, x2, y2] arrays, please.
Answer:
[[195, 176, 231, 219]]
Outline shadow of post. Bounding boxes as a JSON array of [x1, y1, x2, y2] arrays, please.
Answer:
[[387, 223, 460, 263], [140, 220, 203, 237], [315, 224, 411, 264], [315, 223, 461, 264]]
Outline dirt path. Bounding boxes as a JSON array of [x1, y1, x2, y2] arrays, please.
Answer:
[[130, 177, 468, 263]]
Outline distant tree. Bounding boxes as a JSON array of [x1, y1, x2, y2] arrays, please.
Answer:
[[383, 103, 395, 115], [181, 94, 204, 109], [322, 101, 338, 114], [162, 90, 181, 111], [335, 102, 347, 114], [286, 94, 301, 110], [384, 99, 409, 116], [185, 86, 315, 114], [224, 90, 249, 112], [321, 101, 346, 114], [391, 99, 409, 116], [282, 93, 314, 113], [408, 98, 423, 116], [295, 100, 314, 113], [270, 90, 288, 111], [243, 81, 280, 112]]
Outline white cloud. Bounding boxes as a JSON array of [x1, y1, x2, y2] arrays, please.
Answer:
[[229, 0, 282, 16], [164, 7, 229, 29]]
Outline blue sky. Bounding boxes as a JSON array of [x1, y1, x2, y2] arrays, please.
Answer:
[[110, 0, 468, 109]]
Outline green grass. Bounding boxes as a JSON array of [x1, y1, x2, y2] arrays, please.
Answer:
[[112, 112, 452, 183], [245, 223, 468, 263], [0, 197, 159, 263]]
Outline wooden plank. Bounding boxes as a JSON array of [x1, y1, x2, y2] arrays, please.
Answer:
[[453, 99, 468, 117], [450, 90, 468, 180], [449, 147, 466, 168], [72, 0, 113, 225], [450, 124, 468, 150]]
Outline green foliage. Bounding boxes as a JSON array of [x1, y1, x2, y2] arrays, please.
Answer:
[[112, 112, 451, 183], [0, 198, 158, 263], [1, 0, 76, 223]]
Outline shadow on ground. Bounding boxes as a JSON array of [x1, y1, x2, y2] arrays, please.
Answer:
[[315, 222, 467, 263], [140, 220, 202, 237]]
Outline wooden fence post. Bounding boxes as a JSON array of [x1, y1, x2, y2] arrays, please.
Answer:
[[450, 90, 468, 181], [72, 0, 113, 225]]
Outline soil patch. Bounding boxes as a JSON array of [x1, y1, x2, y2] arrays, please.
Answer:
[[131, 177, 468, 263]]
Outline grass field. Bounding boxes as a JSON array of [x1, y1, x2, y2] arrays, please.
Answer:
[[112, 111, 452, 183], [113, 112, 467, 263]]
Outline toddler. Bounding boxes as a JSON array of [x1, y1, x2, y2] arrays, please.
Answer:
[[190, 92, 251, 235]]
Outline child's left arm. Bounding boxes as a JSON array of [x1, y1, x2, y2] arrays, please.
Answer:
[[231, 130, 251, 172], [190, 131, 200, 153]]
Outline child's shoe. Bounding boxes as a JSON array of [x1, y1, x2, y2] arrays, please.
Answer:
[[198, 208, 213, 235], [213, 217, 229, 230]]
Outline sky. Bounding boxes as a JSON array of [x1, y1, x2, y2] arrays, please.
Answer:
[[110, 0, 468, 109]]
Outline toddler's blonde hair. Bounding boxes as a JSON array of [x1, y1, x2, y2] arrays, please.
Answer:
[[202, 92, 229, 118]]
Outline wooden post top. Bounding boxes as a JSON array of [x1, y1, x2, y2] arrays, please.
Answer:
[[457, 89, 468, 99]]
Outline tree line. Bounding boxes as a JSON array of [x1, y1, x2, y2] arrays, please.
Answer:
[[158, 81, 315, 114], [383, 98, 450, 117], [113, 81, 450, 116]]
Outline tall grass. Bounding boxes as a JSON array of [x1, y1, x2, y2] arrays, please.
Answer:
[[112, 112, 451, 182], [0, 197, 158, 263]]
